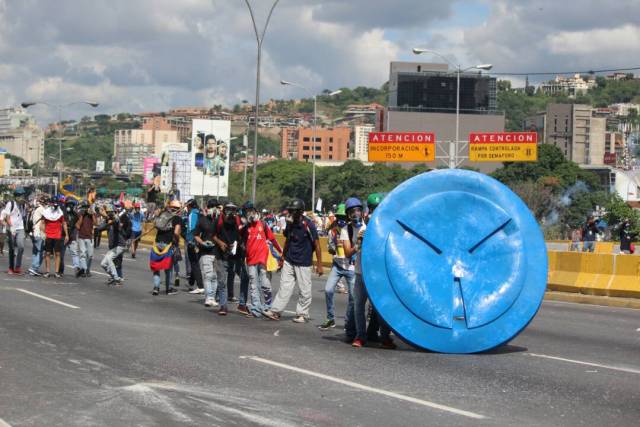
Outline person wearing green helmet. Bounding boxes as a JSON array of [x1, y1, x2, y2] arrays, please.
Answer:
[[365, 192, 384, 224], [352, 192, 396, 349], [319, 203, 356, 332]]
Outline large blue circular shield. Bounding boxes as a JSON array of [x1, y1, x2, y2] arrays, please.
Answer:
[[362, 169, 547, 353]]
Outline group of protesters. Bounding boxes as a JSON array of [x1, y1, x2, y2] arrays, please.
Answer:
[[0, 186, 396, 350]]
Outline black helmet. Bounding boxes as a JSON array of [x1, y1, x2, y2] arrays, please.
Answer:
[[242, 201, 255, 210], [206, 198, 219, 209], [287, 198, 305, 211], [224, 202, 238, 211], [186, 198, 198, 209]]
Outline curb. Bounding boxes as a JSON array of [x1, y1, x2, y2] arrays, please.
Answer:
[[544, 290, 640, 310]]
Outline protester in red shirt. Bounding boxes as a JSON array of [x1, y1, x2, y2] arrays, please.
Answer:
[[41, 198, 69, 278], [242, 202, 282, 318]]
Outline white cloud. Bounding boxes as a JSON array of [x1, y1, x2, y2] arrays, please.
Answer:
[[546, 25, 640, 55]]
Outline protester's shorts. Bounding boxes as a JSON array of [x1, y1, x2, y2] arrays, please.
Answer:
[[44, 238, 64, 253]]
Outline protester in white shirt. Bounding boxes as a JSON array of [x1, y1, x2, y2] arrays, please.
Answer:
[[1, 189, 26, 274]]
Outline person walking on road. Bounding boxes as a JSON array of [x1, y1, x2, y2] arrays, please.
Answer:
[[183, 199, 204, 292], [194, 199, 223, 311], [76, 201, 96, 277], [212, 202, 248, 315], [241, 201, 282, 318], [264, 198, 323, 323], [2, 188, 27, 274], [41, 198, 68, 279], [350, 196, 395, 349], [61, 198, 80, 276], [27, 195, 46, 276], [149, 200, 182, 296], [129, 202, 144, 258], [97, 204, 128, 285], [319, 203, 356, 332]]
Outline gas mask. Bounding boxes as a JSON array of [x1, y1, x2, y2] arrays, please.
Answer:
[[348, 208, 363, 227], [337, 219, 347, 228], [247, 211, 260, 223], [224, 210, 236, 223]]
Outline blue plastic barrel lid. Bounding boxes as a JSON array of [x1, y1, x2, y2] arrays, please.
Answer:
[[362, 169, 548, 353]]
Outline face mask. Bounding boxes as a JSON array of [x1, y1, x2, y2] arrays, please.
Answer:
[[337, 219, 347, 228], [224, 212, 236, 222], [248, 212, 260, 223]]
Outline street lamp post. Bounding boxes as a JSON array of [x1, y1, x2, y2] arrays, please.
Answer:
[[242, 134, 249, 195], [21, 101, 99, 191], [244, 0, 280, 204], [280, 80, 341, 211], [412, 48, 492, 168]]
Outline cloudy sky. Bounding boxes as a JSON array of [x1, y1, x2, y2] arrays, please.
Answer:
[[1, 0, 639, 124]]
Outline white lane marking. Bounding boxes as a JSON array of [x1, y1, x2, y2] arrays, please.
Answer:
[[528, 353, 640, 375], [66, 265, 109, 277], [15, 289, 79, 309], [240, 355, 486, 420], [0, 417, 12, 427]]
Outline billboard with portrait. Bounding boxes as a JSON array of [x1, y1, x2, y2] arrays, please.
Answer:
[[142, 157, 160, 185], [190, 119, 231, 197]]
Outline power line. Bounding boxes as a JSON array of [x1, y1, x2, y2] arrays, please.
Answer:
[[490, 66, 640, 77]]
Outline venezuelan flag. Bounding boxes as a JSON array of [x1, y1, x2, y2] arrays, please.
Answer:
[[149, 243, 175, 272]]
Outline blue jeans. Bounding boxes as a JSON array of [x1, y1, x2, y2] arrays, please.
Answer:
[[101, 246, 124, 279], [153, 269, 173, 290], [247, 264, 273, 316], [220, 257, 249, 305], [31, 237, 44, 272], [582, 241, 595, 252], [200, 254, 220, 300], [8, 230, 25, 270], [324, 263, 355, 329], [78, 238, 94, 271], [354, 273, 390, 342]]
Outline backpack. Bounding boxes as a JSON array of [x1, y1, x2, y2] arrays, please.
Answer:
[[154, 210, 175, 232], [24, 207, 34, 235]]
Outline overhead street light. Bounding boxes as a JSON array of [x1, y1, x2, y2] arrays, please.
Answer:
[[244, 0, 280, 205], [412, 48, 492, 168], [21, 100, 99, 189], [280, 80, 342, 211]]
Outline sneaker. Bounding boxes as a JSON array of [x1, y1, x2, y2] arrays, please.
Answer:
[[292, 315, 307, 324], [218, 306, 228, 316], [204, 297, 218, 307], [28, 269, 41, 276], [352, 338, 365, 348], [237, 305, 250, 315], [42, 272, 50, 278], [107, 277, 115, 285], [14, 268, 23, 275], [114, 278, 124, 287], [381, 338, 397, 350], [166, 288, 179, 296], [174, 278, 180, 287], [189, 287, 204, 294], [131, 253, 136, 259], [318, 319, 336, 330], [152, 288, 159, 296], [262, 310, 280, 321], [75, 269, 84, 278], [54, 273, 63, 279], [6, 268, 15, 275]]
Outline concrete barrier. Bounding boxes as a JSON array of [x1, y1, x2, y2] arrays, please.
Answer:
[[547, 251, 640, 298]]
